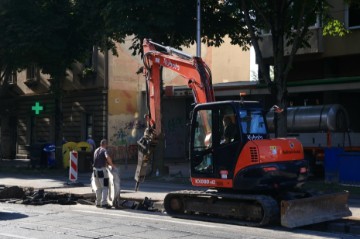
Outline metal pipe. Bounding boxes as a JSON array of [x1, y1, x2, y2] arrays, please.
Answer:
[[266, 104, 350, 132]]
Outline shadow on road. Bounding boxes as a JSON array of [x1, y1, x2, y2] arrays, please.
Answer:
[[0, 212, 28, 220]]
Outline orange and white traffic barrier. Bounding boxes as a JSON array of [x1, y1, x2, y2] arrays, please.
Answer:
[[69, 150, 78, 182]]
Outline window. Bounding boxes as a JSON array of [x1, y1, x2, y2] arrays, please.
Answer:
[[85, 114, 94, 139], [26, 65, 38, 80], [83, 47, 98, 72], [239, 109, 267, 135], [193, 110, 212, 150], [6, 71, 17, 84], [346, 3, 360, 29], [309, 13, 322, 29], [219, 106, 239, 144], [193, 109, 213, 174]]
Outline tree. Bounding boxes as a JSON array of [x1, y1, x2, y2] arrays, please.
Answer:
[[239, 0, 324, 137], [101, 0, 250, 55], [0, 0, 117, 167]]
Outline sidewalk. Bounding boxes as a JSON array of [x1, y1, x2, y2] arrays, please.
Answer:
[[0, 159, 190, 202]]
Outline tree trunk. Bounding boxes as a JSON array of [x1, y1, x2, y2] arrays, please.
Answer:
[[271, 8, 288, 138], [275, 81, 287, 137]]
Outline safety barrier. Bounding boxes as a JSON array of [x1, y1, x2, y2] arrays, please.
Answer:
[[69, 150, 78, 182]]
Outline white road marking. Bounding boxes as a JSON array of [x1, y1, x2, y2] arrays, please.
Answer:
[[0, 233, 38, 239]]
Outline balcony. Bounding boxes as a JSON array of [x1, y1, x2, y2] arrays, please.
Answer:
[[258, 27, 323, 59]]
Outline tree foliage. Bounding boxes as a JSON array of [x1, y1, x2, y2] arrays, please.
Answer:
[[0, 0, 118, 81], [98, 0, 354, 137], [0, 0, 357, 146], [228, 0, 327, 136], [0, 0, 118, 166], [101, 0, 250, 55]]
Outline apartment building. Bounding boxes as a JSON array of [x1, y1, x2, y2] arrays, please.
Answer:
[[0, 36, 253, 164], [0, 50, 108, 160], [107, 37, 253, 163]]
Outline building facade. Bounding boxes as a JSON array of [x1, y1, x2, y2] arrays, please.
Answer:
[[0, 36, 253, 164], [0, 50, 108, 161], [106, 37, 253, 163]]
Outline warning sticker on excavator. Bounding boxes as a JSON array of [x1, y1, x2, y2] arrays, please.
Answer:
[[270, 146, 277, 155]]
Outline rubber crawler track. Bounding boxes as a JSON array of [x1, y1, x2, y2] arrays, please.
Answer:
[[164, 190, 280, 227]]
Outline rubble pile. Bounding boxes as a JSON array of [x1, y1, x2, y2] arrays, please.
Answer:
[[0, 185, 158, 211], [0, 185, 26, 199], [117, 197, 156, 211], [0, 185, 78, 205]]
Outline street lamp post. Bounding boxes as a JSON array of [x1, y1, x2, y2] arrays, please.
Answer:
[[196, 0, 201, 57]]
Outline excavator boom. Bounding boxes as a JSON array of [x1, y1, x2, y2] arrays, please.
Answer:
[[135, 39, 215, 190]]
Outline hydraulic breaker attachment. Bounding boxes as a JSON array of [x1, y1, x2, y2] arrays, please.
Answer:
[[281, 191, 352, 228], [134, 127, 157, 191], [134, 151, 151, 191]]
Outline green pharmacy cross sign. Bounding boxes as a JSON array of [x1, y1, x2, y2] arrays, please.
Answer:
[[32, 102, 44, 115]]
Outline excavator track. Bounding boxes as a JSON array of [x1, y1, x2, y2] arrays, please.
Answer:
[[163, 190, 279, 227]]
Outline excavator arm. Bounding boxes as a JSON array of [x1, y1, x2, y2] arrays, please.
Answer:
[[135, 39, 215, 190]]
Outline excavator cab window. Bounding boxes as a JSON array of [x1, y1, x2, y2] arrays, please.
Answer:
[[191, 104, 240, 176], [192, 109, 214, 173], [239, 109, 267, 135], [193, 110, 212, 150]]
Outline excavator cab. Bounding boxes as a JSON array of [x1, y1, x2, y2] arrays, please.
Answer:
[[190, 100, 310, 192], [190, 101, 269, 186]]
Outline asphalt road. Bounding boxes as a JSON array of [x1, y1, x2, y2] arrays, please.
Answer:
[[1, 171, 360, 237], [1, 203, 358, 239]]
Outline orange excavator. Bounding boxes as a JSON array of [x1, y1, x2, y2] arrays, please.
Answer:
[[134, 39, 351, 228]]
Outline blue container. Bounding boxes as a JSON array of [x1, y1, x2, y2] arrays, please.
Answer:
[[324, 147, 344, 183], [43, 144, 56, 167], [338, 152, 360, 185]]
